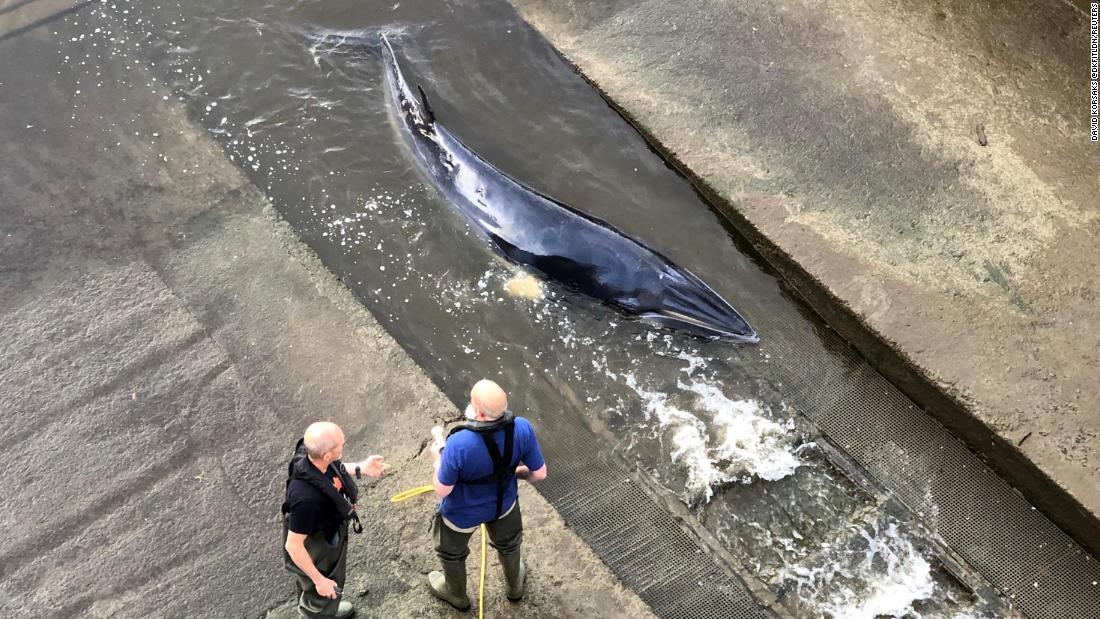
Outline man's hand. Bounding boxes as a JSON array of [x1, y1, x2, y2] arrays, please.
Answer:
[[517, 463, 547, 483], [430, 426, 455, 499], [361, 455, 389, 478], [314, 575, 339, 599], [430, 426, 446, 460], [286, 531, 331, 597]]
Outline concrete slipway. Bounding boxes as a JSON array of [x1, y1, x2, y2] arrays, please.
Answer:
[[0, 7, 653, 616], [1, 0, 1099, 616], [511, 0, 1100, 556]]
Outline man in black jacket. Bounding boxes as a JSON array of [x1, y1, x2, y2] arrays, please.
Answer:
[[283, 422, 388, 619]]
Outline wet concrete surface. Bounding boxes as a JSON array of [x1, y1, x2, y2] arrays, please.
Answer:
[[0, 17, 654, 618], [5, 0, 1099, 614], [510, 0, 1100, 553]]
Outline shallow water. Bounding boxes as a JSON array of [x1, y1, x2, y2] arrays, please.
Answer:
[[41, 0, 1010, 614]]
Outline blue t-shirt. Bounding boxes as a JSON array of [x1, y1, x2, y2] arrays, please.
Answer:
[[437, 416, 545, 528]]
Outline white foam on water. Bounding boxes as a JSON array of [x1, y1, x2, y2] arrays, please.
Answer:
[[687, 380, 803, 483], [674, 349, 708, 375], [623, 374, 802, 502], [786, 521, 937, 619], [623, 374, 721, 499]]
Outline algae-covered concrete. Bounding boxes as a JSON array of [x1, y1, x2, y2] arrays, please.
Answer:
[[0, 14, 653, 618], [509, 0, 1100, 552]]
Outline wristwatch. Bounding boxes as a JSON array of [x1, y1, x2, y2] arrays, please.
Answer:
[[354, 464, 362, 479]]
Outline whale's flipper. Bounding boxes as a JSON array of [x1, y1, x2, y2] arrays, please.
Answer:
[[416, 85, 436, 124]]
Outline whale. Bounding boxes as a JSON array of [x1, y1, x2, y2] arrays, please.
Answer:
[[379, 34, 758, 343]]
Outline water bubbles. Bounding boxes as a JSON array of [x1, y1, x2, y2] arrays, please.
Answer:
[[784, 519, 939, 619], [620, 373, 803, 503]]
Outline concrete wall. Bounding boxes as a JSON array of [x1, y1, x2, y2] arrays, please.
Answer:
[[509, 0, 1100, 555]]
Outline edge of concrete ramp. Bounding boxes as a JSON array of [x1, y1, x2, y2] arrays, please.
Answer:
[[506, 0, 1100, 561]]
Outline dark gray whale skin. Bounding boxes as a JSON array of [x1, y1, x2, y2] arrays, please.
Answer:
[[379, 34, 758, 343]]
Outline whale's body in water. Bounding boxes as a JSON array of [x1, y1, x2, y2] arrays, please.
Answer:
[[379, 34, 757, 343]]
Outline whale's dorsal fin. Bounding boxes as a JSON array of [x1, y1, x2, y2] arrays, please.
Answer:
[[416, 84, 436, 124]]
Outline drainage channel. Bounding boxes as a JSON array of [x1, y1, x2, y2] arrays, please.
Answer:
[[47, 0, 1100, 616]]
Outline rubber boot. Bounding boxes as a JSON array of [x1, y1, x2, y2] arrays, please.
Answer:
[[428, 564, 471, 611], [500, 553, 526, 602], [334, 600, 355, 619]]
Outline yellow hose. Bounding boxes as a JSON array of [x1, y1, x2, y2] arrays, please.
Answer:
[[389, 484, 434, 502], [391, 485, 489, 618], [479, 524, 487, 619]]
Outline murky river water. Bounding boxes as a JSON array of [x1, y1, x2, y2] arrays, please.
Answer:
[[45, 0, 1011, 615]]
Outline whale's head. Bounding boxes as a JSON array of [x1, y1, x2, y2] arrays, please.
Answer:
[[637, 269, 758, 343]]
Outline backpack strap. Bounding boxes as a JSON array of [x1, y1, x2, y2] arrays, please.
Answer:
[[446, 410, 515, 437], [446, 413, 519, 520], [472, 421, 516, 520], [281, 437, 306, 516]]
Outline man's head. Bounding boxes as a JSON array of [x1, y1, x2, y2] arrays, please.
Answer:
[[468, 379, 508, 421], [303, 421, 345, 464]]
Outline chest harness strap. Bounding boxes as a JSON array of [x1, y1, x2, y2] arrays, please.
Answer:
[[448, 411, 517, 521]]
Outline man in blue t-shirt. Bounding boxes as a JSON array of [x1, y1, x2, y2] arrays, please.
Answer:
[[428, 379, 547, 610]]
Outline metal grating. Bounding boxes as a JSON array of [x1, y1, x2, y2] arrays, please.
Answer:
[[482, 234, 1100, 619], [450, 198, 1100, 618], [748, 301, 1100, 618], [531, 397, 776, 619]]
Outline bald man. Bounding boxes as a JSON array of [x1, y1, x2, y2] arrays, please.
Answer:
[[282, 422, 388, 619], [427, 380, 547, 610]]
